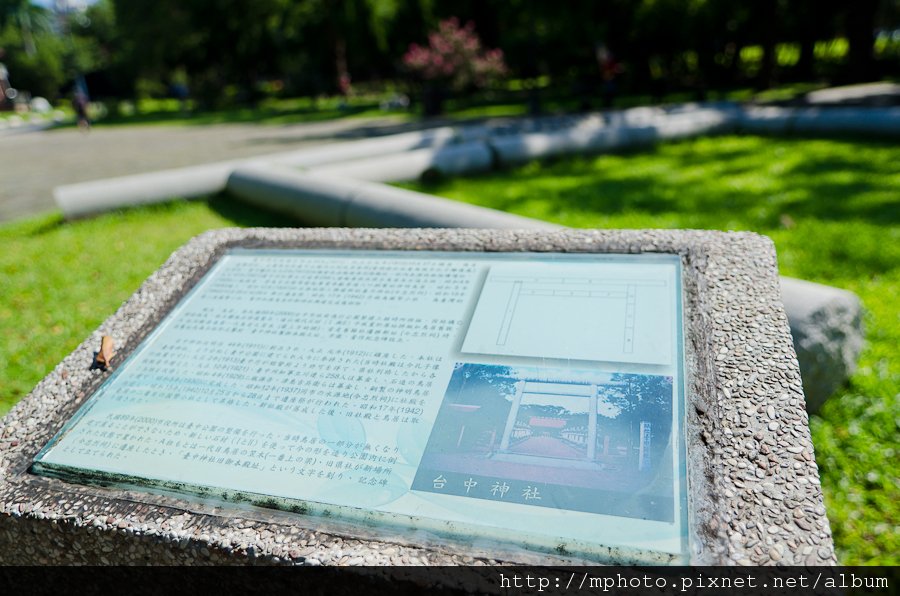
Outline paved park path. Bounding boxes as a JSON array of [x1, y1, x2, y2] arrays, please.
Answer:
[[0, 115, 439, 223]]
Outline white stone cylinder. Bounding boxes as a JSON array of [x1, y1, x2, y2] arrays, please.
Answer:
[[54, 127, 459, 219], [738, 106, 900, 136], [307, 141, 494, 182], [226, 163, 557, 229]]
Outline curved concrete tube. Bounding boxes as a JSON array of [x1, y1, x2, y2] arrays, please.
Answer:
[[54, 127, 459, 219], [267, 126, 458, 167], [55, 162, 236, 219], [739, 106, 900, 136], [307, 141, 494, 182], [491, 126, 631, 164], [790, 107, 900, 135], [491, 110, 734, 166], [226, 163, 557, 229]]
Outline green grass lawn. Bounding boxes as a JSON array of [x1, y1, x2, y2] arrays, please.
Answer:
[[402, 135, 899, 565], [0, 134, 896, 564], [0, 198, 287, 413]]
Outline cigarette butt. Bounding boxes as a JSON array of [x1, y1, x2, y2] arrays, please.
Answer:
[[96, 335, 115, 369]]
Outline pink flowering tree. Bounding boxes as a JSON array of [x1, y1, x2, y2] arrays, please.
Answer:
[[403, 18, 507, 115]]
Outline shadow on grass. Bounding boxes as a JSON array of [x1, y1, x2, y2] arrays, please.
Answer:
[[206, 194, 310, 227], [427, 136, 899, 227], [27, 213, 67, 236]]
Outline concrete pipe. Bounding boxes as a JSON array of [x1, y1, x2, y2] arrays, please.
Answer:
[[226, 162, 556, 229], [54, 127, 459, 219]]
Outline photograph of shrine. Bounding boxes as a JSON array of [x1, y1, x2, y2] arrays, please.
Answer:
[[412, 363, 677, 521]]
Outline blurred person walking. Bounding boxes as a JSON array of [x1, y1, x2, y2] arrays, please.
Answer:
[[72, 76, 90, 132]]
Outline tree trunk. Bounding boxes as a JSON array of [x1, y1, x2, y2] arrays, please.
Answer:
[[794, 0, 819, 82], [20, 11, 36, 56], [335, 35, 349, 95], [796, 36, 816, 81], [422, 84, 444, 117], [758, 0, 778, 90], [326, 0, 350, 96], [845, 0, 878, 83]]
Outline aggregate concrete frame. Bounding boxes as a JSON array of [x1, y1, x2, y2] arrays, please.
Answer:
[[0, 228, 836, 566]]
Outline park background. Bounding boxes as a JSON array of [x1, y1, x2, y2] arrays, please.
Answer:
[[0, 0, 898, 565]]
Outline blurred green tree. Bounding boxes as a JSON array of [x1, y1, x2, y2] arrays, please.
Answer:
[[3, 0, 896, 107], [109, 0, 422, 105], [0, 1, 66, 99]]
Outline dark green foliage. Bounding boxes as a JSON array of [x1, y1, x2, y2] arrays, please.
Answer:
[[5, 1, 898, 107]]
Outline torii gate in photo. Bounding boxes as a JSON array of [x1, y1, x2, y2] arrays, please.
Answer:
[[497, 378, 626, 462]]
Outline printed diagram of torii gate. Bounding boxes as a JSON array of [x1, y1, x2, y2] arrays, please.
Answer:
[[495, 279, 640, 351], [461, 263, 674, 366]]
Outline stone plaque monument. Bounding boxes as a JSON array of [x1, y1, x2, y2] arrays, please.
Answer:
[[0, 229, 836, 566]]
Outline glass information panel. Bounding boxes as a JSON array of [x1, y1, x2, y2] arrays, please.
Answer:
[[34, 249, 688, 563]]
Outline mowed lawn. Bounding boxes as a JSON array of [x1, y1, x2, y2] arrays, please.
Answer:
[[0, 198, 286, 412], [0, 134, 897, 564]]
